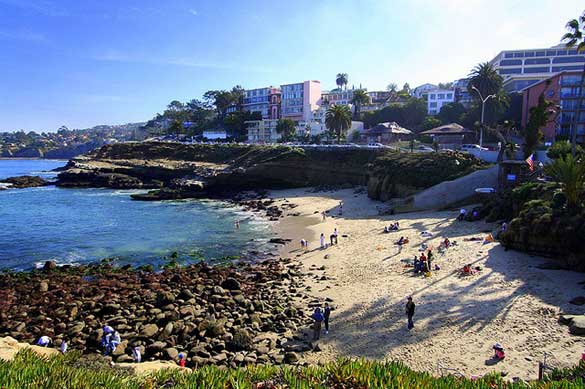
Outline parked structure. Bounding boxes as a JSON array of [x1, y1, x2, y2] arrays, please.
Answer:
[[521, 71, 584, 144], [364, 122, 412, 144], [281, 80, 322, 121], [420, 123, 475, 149], [489, 44, 585, 93]]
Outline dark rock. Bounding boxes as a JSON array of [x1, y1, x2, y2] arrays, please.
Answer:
[[139, 323, 159, 337], [284, 352, 299, 363], [42, 261, 57, 272], [221, 277, 241, 291], [570, 296, 585, 306], [0, 175, 49, 189], [569, 316, 585, 335]]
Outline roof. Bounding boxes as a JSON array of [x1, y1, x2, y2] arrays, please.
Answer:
[[366, 122, 412, 135], [420, 123, 474, 135]]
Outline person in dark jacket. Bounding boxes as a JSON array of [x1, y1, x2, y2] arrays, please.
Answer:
[[405, 296, 416, 330], [312, 307, 325, 340], [323, 303, 331, 334]]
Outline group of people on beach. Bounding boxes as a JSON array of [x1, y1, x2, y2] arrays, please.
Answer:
[[311, 303, 332, 340], [383, 222, 400, 233]]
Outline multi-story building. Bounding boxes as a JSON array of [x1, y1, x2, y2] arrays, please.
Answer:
[[427, 89, 455, 115], [367, 91, 392, 105], [453, 78, 473, 108], [281, 80, 322, 121], [322, 88, 356, 106], [268, 88, 281, 119], [521, 71, 585, 143], [245, 119, 280, 143], [242, 87, 277, 119], [412, 83, 438, 99], [489, 44, 585, 92]]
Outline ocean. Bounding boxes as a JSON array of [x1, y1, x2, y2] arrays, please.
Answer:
[[0, 159, 275, 270]]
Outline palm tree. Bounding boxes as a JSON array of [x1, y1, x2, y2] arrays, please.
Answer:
[[468, 62, 509, 126], [351, 89, 370, 119], [325, 105, 352, 144], [336, 73, 348, 91], [545, 154, 585, 210], [562, 12, 585, 156], [386, 83, 398, 93]]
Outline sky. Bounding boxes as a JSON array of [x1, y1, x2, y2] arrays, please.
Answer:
[[0, 0, 583, 132]]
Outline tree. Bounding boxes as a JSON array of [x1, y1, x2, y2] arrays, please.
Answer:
[[351, 89, 370, 119], [325, 105, 352, 144], [336, 73, 348, 90], [522, 89, 559, 158], [437, 102, 466, 124], [401, 83, 411, 95], [421, 117, 442, 131], [401, 98, 428, 128], [545, 154, 585, 210], [386, 83, 398, 92], [561, 11, 585, 156], [467, 62, 509, 125], [203, 90, 234, 119], [437, 82, 453, 90], [224, 111, 262, 140], [276, 119, 297, 142], [547, 141, 584, 159]]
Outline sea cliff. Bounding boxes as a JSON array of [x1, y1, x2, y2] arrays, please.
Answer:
[[56, 142, 485, 201]]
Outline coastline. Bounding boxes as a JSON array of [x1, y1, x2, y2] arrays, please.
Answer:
[[264, 186, 585, 381]]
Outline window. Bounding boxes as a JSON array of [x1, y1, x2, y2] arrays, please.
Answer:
[[523, 67, 550, 73], [535, 51, 546, 57], [569, 50, 578, 55], [499, 68, 522, 74], [557, 50, 568, 56], [513, 52, 524, 57], [500, 59, 522, 66], [552, 56, 585, 64], [430, 94, 436, 99], [447, 93, 453, 99], [524, 51, 535, 57], [504, 53, 514, 58], [429, 102, 437, 108], [561, 75, 582, 85], [552, 65, 583, 72], [524, 58, 550, 65], [437, 93, 445, 99], [546, 50, 557, 56]]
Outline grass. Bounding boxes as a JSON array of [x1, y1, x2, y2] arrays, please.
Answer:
[[2, 349, 585, 388]]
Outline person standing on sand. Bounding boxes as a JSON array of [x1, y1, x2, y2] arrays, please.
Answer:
[[338, 201, 343, 216], [405, 296, 416, 330], [312, 307, 325, 340], [320, 233, 325, 248], [323, 303, 331, 334], [322, 211, 327, 222]]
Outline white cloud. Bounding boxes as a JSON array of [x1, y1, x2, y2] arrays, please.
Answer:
[[189, 9, 198, 16]]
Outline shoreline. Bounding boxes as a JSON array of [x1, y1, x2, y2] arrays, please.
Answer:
[[262, 187, 585, 381]]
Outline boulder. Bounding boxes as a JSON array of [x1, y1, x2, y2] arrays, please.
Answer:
[[42, 261, 57, 272], [569, 296, 585, 306], [569, 316, 585, 336], [164, 347, 179, 360], [162, 322, 174, 338], [221, 277, 241, 291], [139, 323, 159, 338], [284, 352, 299, 364]]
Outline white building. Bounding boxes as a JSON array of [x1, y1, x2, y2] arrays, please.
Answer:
[[412, 83, 438, 99], [489, 44, 585, 92], [246, 119, 280, 143], [426, 89, 455, 115]]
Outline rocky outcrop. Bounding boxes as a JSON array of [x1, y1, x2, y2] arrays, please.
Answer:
[[0, 336, 59, 361], [56, 142, 485, 201], [0, 176, 50, 188], [0, 259, 320, 368]]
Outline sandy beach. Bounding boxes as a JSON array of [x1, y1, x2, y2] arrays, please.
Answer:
[[270, 187, 585, 381]]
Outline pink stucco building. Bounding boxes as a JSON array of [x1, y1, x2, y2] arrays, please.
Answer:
[[281, 80, 321, 122]]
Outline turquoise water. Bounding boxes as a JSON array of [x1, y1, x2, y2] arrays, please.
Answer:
[[0, 160, 275, 270]]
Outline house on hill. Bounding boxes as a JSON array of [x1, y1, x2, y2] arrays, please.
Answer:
[[364, 122, 413, 144], [420, 123, 475, 149]]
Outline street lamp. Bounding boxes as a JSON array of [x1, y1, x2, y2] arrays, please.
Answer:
[[471, 86, 496, 152]]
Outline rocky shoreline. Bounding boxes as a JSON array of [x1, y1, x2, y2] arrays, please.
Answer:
[[0, 175, 50, 189], [0, 258, 328, 368]]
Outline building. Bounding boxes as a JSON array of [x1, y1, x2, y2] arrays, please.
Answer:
[[364, 122, 413, 144], [322, 88, 356, 106], [367, 91, 393, 104], [489, 44, 585, 92], [280, 80, 322, 121], [521, 71, 584, 143], [242, 86, 281, 119], [427, 89, 455, 115], [453, 78, 473, 108], [412, 83, 437, 99], [420, 123, 475, 149], [296, 105, 364, 139], [246, 119, 280, 143]]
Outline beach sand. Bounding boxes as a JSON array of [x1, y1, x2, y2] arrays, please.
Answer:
[[270, 187, 585, 381]]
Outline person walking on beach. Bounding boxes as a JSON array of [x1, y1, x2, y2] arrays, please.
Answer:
[[320, 233, 325, 248], [322, 211, 327, 222], [323, 303, 331, 334], [405, 296, 416, 330], [312, 307, 325, 340]]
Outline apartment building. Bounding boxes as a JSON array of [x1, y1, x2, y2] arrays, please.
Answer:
[[242, 87, 281, 119], [322, 88, 356, 106], [245, 119, 280, 143], [490, 44, 585, 92], [281, 80, 322, 121], [521, 71, 585, 143], [427, 89, 455, 115]]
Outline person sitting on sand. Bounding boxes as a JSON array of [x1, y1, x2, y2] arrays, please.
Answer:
[[396, 236, 405, 245], [384, 226, 390, 233], [458, 208, 467, 221], [100, 325, 121, 355], [300, 239, 306, 249], [493, 343, 505, 360], [37, 336, 52, 347], [413, 255, 421, 273]]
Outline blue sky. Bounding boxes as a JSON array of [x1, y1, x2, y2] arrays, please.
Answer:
[[0, 0, 583, 132]]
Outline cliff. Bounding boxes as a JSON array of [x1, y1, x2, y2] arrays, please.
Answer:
[[56, 142, 486, 201]]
